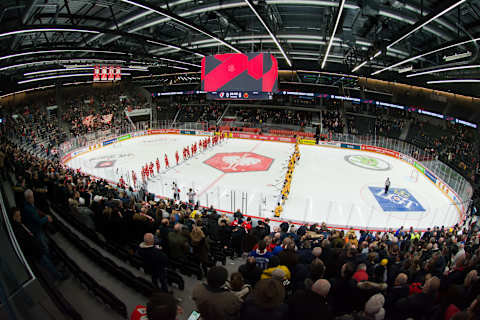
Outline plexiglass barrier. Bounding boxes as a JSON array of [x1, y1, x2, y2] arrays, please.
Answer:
[[58, 122, 473, 230]]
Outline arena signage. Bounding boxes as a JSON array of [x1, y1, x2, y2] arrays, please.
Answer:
[[399, 153, 414, 165], [299, 139, 316, 145], [102, 138, 116, 146], [361, 145, 399, 158], [117, 134, 131, 142], [414, 161, 425, 174], [126, 108, 151, 117], [341, 143, 360, 150], [424, 169, 437, 183], [180, 130, 196, 135], [231, 132, 295, 143]]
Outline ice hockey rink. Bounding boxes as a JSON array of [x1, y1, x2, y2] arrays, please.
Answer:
[[66, 134, 460, 230]]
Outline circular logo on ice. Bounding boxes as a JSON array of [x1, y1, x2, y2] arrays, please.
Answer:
[[345, 155, 391, 171], [204, 152, 273, 173]]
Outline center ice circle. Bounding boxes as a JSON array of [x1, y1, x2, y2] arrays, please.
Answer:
[[344, 154, 391, 171]]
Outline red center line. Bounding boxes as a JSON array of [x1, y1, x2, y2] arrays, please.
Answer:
[[197, 141, 262, 197]]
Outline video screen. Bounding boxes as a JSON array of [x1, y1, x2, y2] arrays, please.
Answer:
[[201, 53, 278, 93]]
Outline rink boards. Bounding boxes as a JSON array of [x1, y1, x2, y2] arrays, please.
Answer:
[[61, 129, 466, 231]]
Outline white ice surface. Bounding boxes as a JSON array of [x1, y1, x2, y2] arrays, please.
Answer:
[[66, 135, 459, 230]]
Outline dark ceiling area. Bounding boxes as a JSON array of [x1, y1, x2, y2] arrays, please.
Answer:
[[0, 0, 478, 98]]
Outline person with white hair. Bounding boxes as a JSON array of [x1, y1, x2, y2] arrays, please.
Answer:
[[136, 233, 169, 292], [22, 189, 52, 253], [288, 278, 334, 320]]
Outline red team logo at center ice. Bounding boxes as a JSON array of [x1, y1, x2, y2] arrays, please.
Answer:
[[204, 152, 273, 173]]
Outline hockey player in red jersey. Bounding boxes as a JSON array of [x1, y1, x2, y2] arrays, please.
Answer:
[[175, 151, 179, 165], [119, 176, 125, 189], [145, 166, 150, 179], [149, 162, 154, 177], [164, 153, 169, 168], [156, 158, 160, 173]]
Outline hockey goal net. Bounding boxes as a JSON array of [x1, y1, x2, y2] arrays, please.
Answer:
[[410, 169, 419, 182]]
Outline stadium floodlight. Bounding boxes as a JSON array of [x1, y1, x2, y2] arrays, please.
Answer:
[[0, 28, 99, 38], [24, 67, 92, 76], [24, 67, 148, 76], [427, 79, 480, 84], [387, 0, 466, 50], [372, 37, 480, 76], [18, 72, 131, 84], [0, 49, 127, 61], [352, 61, 368, 73], [244, 0, 291, 67], [157, 57, 200, 67], [119, 0, 241, 53], [407, 65, 480, 77], [321, 0, 346, 69]]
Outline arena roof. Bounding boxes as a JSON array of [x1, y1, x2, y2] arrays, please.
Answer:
[[0, 0, 479, 99]]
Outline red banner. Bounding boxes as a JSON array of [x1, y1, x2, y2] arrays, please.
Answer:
[[115, 66, 121, 80], [361, 145, 399, 158], [93, 66, 100, 81], [148, 129, 180, 135], [231, 132, 296, 143], [101, 66, 108, 81], [108, 66, 115, 81]]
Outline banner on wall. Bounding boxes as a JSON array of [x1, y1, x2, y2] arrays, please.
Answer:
[[180, 130, 196, 135], [424, 169, 437, 183], [299, 139, 316, 145], [414, 161, 425, 174], [117, 134, 131, 142], [361, 145, 399, 158], [341, 143, 361, 150], [231, 132, 296, 143], [102, 138, 116, 146]]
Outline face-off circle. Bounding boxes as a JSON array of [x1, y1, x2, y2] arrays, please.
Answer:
[[204, 152, 273, 173], [344, 154, 391, 171]]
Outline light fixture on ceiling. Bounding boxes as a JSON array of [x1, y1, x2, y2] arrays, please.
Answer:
[[443, 51, 472, 61], [387, 0, 466, 49], [397, 66, 413, 73], [157, 57, 200, 67], [18, 73, 131, 84], [119, 0, 241, 53], [0, 28, 99, 38], [0, 49, 127, 61], [407, 65, 480, 77], [321, 0, 346, 69], [371, 37, 480, 76], [352, 61, 367, 73], [244, 0, 291, 67], [427, 79, 480, 84]]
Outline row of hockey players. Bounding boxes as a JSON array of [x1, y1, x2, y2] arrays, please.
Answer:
[[275, 140, 301, 217], [117, 134, 225, 189]]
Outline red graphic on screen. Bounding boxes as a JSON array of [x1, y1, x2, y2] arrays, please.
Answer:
[[201, 53, 278, 93]]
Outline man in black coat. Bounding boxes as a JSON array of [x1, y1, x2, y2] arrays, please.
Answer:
[[288, 279, 334, 320], [137, 233, 169, 292]]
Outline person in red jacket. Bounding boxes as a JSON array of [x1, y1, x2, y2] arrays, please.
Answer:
[[156, 158, 160, 174], [242, 217, 253, 233], [175, 151, 179, 165]]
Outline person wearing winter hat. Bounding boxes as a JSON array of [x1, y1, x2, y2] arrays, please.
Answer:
[[240, 279, 288, 320], [192, 266, 241, 319], [261, 256, 291, 281]]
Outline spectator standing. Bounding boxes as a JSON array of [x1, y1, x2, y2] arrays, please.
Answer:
[[136, 233, 169, 292], [192, 266, 241, 319], [22, 189, 52, 253], [240, 279, 288, 320]]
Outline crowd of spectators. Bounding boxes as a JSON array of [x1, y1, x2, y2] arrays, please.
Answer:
[[4, 130, 480, 320], [322, 110, 345, 133], [2, 91, 480, 320]]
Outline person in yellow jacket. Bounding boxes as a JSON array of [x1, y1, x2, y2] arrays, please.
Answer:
[[274, 203, 283, 217], [261, 258, 291, 281]]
